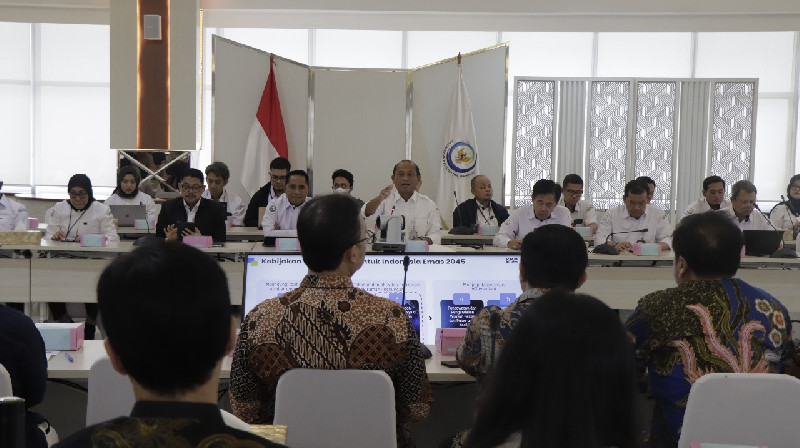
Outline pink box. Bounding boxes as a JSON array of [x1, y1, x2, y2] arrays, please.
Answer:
[[436, 328, 467, 355], [183, 235, 212, 248], [633, 242, 661, 256], [79, 234, 107, 247], [28, 217, 40, 229], [35, 322, 84, 351], [741, 246, 747, 257]]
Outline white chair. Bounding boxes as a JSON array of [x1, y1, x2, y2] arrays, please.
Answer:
[[678, 373, 800, 448], [274, 369, 397, 448], [0, 363, 13, 397], [86, 356, 251, 431]]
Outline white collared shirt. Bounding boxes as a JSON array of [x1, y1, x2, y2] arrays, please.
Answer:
[[202, 189, 246, 226], [0, 194, 29, 231], [262, 193, 309, 237], [720, 206, 775, 231], [595, 204, 673, 247], [682, 198, 731, 219], [475, 201, 499, 227], [183, 200, 201, 223], [104, 191, 158, 224], [557, 198, 597, 227], [369, 190, 442, 244], [768, 203, 799, 230], [493, 205, 572, 247], [44, 200, 120, 242]]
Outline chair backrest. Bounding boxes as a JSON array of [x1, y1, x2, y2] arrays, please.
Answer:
[[0, 363, 14, 397], [274, 369, 397, 448], [678, 373, 800, 448], [86, 357, 135, 427]]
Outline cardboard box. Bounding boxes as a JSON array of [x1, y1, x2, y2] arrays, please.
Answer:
[[275, 238, 300, 251], [183, 235, 213, 248], [633, 242, 661, 256], [80, 234, 107, 247], [436, 328, 466, 355], [0, 231, 41, 245], [35, 322, 84, 351]]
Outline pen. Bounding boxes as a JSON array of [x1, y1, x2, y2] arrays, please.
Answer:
[[64, 352, 74, 363]]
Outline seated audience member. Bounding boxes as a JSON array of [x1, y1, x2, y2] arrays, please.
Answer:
[[595, 179, 673, 252], [720, 180, 774, 231], [463, 291, 637, 448], [364, 160, 442, 244], [0, 304, 50, 448], [637, 175, 656, 203], [0, 178, 29, 231], [261, 169, 310, 238], [45, 174, 119, 338], [202, 161, 246, 226], [244, 156, 290, 227], [558, 173, 598, 234], [156, 168, 227, 242], [769, 174, 800, 234], [55, 241, 283, 448], [104, 166, 158, 224], [682, 175, 730, 218], [331, 168, 364, 208], [458, 224, 588, 383], [231, 194, 431, 448], [493, 179, 571, 249], [452, 175, 509, 229], [626, 212, 791, 448]]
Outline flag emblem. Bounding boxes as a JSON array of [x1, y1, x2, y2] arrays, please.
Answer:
[[443, 140, 477, 176]]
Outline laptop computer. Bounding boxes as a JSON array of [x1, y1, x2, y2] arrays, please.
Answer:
[[109, 204, 147, 227], [743, 230, 784, 256]]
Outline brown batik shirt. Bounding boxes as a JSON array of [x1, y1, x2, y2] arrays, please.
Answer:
[[230, 274, 432, 448]]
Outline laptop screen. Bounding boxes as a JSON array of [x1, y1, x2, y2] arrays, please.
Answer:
[[242, 252, 523, 344]]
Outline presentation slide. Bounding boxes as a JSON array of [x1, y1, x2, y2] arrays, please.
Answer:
[[242, 252, 523, 344]]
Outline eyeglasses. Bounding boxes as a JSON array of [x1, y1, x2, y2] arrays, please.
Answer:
[[362, 230, 377, 245], [68, 191, 88, 198], [270, 174, 288, 182], [180, 184, 204, 192], [791, 185, 800, 191], [564, 189, 583, 196]]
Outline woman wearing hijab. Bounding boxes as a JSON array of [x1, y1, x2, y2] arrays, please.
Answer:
[[44, 174, 119, 339], [105, 166, 158, 224], [770, 174, 800, 237]]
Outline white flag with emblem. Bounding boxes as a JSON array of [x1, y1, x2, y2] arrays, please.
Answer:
[[437, 62, 478, 229]]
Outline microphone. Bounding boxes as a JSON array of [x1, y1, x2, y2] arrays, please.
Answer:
[[401, 255, 410, 308], [449, 191, 477, 235], [573, 218, 584, 228], [489, 311, 501, 367], [594, 229, 649, 255], [754, 204, 779, 231]]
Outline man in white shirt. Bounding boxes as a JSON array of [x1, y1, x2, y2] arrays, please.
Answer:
[[636, 176, 656, 203], [494, 179, 571, 249], [262, 170, 310, 238], [720, 180, 775, 231], [202, 162, 246, 226], [595, 179, 673, 252], [682, 175, 731, 219], [0, 179, 29, 231], [364, 160, 442, 245], [558, 174, 598, 234]]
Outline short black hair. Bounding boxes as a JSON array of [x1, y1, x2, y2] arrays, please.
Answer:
[[392, 160, 420, 177], [673, 212, 743, 278], [270, 157, 291, 171], [332, 169, 354, 187], [703, 175, 726, 191], [531, 179, 562, 203], [562, 174, 584, 188], [288, 169, 309, 185], [205, 161, 230, 181], [731, 180, 757, 199], [97, 241, 231, 395], [520, 224, 588, 290], [180, 168, 205, 184], [636, 176, 655, 188], [623, 179, 649, 197], [297, 195, 362, 272]]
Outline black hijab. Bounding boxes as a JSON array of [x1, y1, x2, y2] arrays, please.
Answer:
[[787, 174, 800, 216], [67, 173, 95, 211], [114, 166, 141, 199]]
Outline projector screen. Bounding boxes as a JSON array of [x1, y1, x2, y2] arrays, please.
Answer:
[[242, 252, 523, 344]]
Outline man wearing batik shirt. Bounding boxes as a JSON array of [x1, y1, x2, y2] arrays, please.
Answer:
[[457, 224, 588, 383], [231, 194, 431, 448], [626, 212, 791, 448]]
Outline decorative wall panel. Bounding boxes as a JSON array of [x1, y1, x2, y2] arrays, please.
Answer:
[[513, 80, 555, 207], [588, 81, 629, 211], [710, 82, 755, 188], [634, 81, 676, 211]]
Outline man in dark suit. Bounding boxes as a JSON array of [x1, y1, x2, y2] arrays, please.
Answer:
[[243, 156, 291, 227], [156, 168, 227, 242], [452, 175, 509, 229]]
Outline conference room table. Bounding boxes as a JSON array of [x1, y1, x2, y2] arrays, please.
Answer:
[[47, 340, 473, 382], [115, 226, 265, 241]]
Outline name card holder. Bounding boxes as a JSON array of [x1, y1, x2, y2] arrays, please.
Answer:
[[478, 225, 497, 236], [574, 226, 592, 237], [80, 234, 107, 247], [183, 235, 213, 248], [406, 240, 428, 252], [632, 243, 661, 256], [275, 238, 300, 251]]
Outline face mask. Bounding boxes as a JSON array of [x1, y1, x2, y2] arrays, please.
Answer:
[[333, 188, 350, 195]]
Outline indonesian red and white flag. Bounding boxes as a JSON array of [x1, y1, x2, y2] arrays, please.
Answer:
[[437, 62, 478, 229], [242, 56, 288, 197]]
